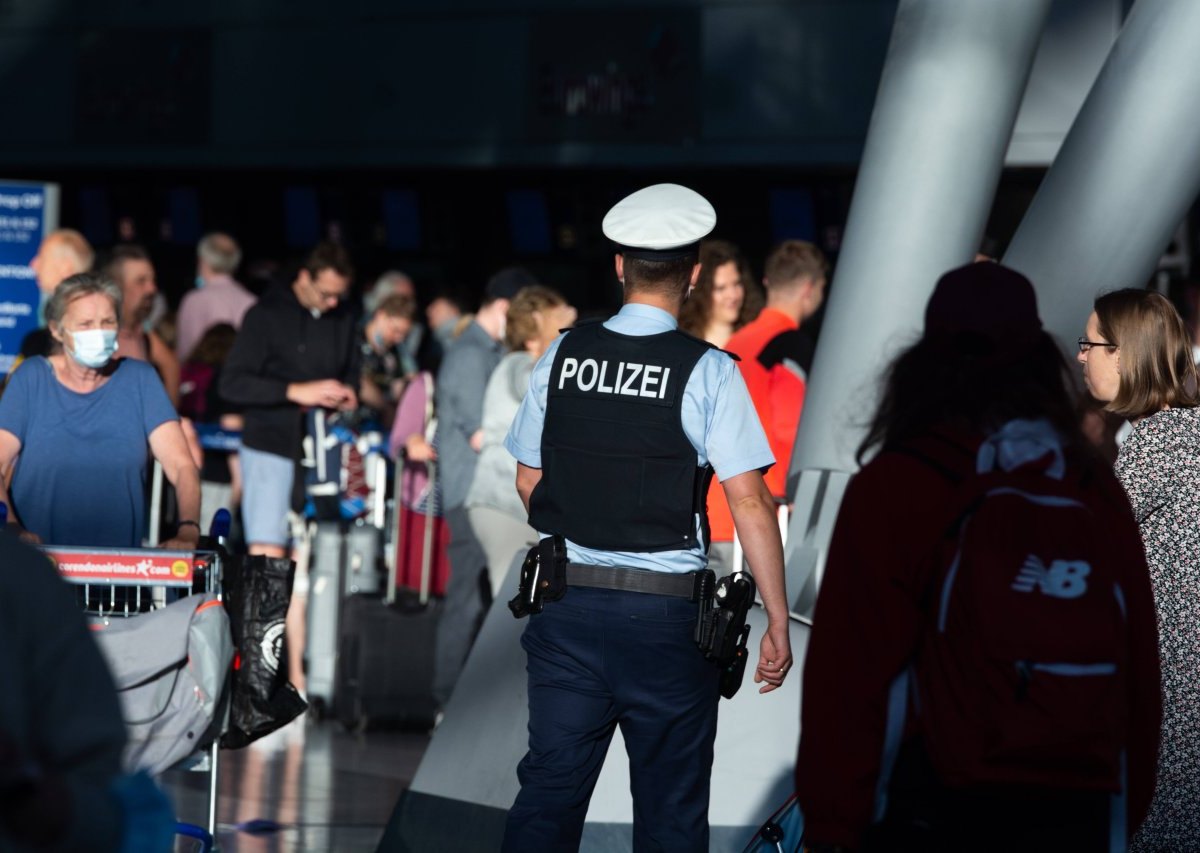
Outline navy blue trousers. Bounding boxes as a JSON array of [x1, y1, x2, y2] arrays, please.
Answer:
[[502, 586, 721, 853]]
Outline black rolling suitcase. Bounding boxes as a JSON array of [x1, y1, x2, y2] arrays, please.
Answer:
[[335, 461, 441, 731], [336, 594, 440, 730]]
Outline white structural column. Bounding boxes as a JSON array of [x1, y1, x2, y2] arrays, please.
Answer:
[[1004, 0, 1200, 345], [784, 0, 1052, 617]]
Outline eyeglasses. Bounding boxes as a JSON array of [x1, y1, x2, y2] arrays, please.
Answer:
[[307, 276, 344, 304], [1077, 338, 1117, 354]]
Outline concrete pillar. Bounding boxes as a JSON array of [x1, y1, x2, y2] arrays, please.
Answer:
[[1004, 0, 1200, 345], [783, 0, 1052, 615]]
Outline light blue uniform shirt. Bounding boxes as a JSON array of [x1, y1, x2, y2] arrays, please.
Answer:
[[504, 302, 775, 573]]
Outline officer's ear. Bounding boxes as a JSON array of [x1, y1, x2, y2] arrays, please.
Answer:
[[614, 253, 625, 284], [689, 262, 702, 287]]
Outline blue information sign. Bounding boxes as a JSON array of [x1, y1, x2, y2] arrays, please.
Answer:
[[0, 181, 58, 375]]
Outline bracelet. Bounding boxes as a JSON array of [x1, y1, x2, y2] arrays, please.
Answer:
[[176, 520, 201, 533]]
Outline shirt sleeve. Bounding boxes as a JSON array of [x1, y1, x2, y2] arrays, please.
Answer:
[[504, 337, 561, 468], [218, 306, 291, 407], [340, 318, 363, 390], [1099, 480, 1162, 832], [699, 353, 775, 482], [439, 345, 497, 439], [796, 455, 947, 849], [135, 361, 179, 435], [0, 358, 35, 444], [1113, 425, 1169, 524]]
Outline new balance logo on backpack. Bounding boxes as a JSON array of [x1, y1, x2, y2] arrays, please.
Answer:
[[1011, 555, 1091, 599], [887, 420, 1128, 798]]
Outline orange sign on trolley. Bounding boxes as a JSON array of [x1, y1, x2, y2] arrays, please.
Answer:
[[44, 547, 195, 587]]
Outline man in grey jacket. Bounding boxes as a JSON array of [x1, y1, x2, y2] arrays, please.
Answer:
[[432, 267, 534, 709]]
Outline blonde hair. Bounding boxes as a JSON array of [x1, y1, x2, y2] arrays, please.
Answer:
[[1094, 288, 1199, 419], [506, 285, 567, 351]]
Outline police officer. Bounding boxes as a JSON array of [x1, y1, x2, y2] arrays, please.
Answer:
[[501, 184, 793, 851]]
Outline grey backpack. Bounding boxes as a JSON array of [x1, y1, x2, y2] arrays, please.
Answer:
[[92, 593, 234, 775]]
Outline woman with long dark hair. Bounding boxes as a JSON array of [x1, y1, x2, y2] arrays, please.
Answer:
[[1078, 288, 1200, 852], [677, 239, 763, 347], [796, 262, 1161, 852]]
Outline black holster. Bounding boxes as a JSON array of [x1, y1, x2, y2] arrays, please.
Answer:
[[508, 535, 568, 618], [695, 571, 756, 698]]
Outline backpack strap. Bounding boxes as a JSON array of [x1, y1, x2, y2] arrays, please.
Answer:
[[888, 430, 976, 485]]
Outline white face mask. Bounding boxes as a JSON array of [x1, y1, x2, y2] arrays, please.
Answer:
[[69, 329, 119, 369]]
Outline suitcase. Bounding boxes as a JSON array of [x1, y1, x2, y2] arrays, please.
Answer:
[[344, 521, 384, 596], [389, 457, 450, 602], [305, 519, 386, 715], [393, 505, 450, 600], [335, 594, 440, 731], [337, 471, 443, 730], [305, 521, 343, 715]]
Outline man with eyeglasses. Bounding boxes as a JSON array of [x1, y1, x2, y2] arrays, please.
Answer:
[[220, 241, 361, 691]]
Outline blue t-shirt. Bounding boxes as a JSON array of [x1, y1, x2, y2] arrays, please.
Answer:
[[505, 303, 775, 573], [0, 357, 178, 547]]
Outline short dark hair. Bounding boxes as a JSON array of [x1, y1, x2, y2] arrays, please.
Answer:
[[623, 255, 697, 302], [374, 293, 416, 321], [303, 242, 354, 281], [764, 240, 827, 288], [104, 244, 151, 281]]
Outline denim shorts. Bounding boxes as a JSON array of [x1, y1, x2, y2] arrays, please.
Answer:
[[239, 445, 295, 547]]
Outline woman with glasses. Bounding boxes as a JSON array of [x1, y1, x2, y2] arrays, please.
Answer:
[[1078, 288, 1200, 852]]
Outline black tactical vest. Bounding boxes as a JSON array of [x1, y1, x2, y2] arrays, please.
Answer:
[[527, 321, 718, 552]]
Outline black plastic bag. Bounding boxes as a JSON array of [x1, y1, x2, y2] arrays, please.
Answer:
[[220, 554, 308, 748]]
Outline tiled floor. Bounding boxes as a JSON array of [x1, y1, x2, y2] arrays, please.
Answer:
[[163, 717, 429, 852]]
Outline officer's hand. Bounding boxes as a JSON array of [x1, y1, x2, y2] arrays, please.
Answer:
[[754, 622, 792, 694]]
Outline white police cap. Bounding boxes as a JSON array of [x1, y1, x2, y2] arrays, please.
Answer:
[[602, 184, 716, 260]]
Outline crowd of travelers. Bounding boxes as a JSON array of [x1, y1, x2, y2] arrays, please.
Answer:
[[0, 218, 1197, 852]]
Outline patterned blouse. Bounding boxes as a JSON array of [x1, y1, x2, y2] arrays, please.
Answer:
[[1115, 406, 1200, 852]]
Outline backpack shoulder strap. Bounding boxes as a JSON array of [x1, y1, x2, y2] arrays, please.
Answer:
[[888, 430, 977, 485]]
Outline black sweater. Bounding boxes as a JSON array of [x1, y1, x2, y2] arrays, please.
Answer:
[[219, 284, 360, 459]]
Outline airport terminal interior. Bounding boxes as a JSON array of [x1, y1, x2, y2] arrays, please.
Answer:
[[5, 0, 1200, 850]]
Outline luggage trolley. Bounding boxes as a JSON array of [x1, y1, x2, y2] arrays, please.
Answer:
[[45, 539, 231, 851]]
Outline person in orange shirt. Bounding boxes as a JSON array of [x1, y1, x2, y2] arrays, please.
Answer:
[[707, 240, 827, 573]]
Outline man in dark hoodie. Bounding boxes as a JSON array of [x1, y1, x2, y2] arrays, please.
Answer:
[[220, 241, 360, 559]]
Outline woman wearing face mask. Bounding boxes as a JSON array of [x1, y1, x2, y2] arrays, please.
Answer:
[[678, 239, 763, 348], [1078, 288, 1200, 852], [0, 272, 201, 550], [465, 285, 576, 598]]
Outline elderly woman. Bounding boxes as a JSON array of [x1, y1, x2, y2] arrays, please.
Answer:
[[1078, 289, 1200, 852], [0, 272, 201, 549]]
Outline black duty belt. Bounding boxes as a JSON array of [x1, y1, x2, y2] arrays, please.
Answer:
[[566, 562, 706, 601]]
